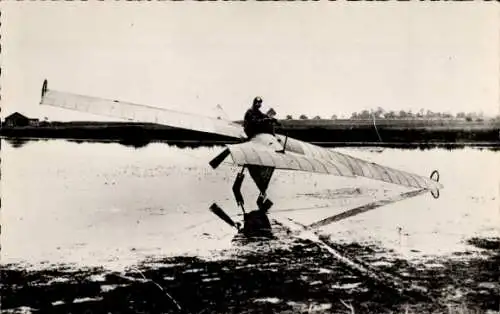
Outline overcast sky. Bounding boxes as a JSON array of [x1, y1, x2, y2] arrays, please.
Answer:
[[2, 2, 499, 121]]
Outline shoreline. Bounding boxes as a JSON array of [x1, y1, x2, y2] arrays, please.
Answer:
[[2, 121, 499, 146], [3, 136, 500, 149], [3, 136, 499, 150]]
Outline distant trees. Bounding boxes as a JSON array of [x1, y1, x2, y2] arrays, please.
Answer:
[[384, 111, 397, 119], [351, 109, 376, 119], [359, 110, 371, 119], [346, 108, 488, 121], [372, 107, 385, 119], [281, 110, 496, 121], [398, 110, 408, 118], [455, 111, 485, 122], [416, 109, 424, 118]]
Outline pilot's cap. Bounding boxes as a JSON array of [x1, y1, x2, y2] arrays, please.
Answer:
[[253, 96, 263, 106]]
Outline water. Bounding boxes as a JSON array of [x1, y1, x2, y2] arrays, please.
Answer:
[[1, 139, 498, 270]]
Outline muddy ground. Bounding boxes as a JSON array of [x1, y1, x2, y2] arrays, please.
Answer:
[[1, 225, 498, 314]]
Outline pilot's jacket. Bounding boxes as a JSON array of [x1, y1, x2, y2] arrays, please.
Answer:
[[243, 108, 272, 138]]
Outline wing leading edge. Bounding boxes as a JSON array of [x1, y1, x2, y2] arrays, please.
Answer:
[[224, 141, 356, 177], [39, 80, 246, 140], [213, 134, 442, 191]]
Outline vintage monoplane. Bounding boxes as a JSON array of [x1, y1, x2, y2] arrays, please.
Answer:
[[39, 80, 443, 235]]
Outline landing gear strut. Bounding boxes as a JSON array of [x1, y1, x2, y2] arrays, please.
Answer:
[[232, 167, 246, 214], [211, 166, 275, 237], [230, 167, 273, 238], [232, 167, 274, 214], [257, 193, 273, 213]]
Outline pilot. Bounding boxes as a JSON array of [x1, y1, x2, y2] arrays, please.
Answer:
[[243, 96, 277, 138]]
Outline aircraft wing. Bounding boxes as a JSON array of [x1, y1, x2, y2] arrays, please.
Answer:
[[211, 134, 442, 191], [39, 80, 247, 140], [275, 135, 443, 191], [220, 140, 356, 177]]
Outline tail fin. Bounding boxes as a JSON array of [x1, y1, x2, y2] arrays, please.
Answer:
[[40, 79, 48, 102], [214, 104, 231, 121]]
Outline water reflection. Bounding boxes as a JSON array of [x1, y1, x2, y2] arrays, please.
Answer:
[[3, 137, 43, 148], [4, 137, 498, 151]]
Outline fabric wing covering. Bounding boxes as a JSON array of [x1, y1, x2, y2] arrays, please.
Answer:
[[226, 139, 443, 191], [40, 82, 246, 140], [227, 142, 356, 177]]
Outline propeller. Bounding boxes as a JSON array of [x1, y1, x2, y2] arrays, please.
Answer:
[[209, 149, 231, 169], [209, 203, 240, 230]]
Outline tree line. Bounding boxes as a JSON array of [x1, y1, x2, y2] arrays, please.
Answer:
[[285, 108, 499, 121]]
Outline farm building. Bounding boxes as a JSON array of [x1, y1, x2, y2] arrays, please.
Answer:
[[3, 112, 39, 127]]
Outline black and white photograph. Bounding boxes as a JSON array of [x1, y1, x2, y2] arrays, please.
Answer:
[[1, 2, 499, 313]]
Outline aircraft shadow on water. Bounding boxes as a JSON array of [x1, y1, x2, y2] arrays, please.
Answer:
[[40, 79, 443, 237]]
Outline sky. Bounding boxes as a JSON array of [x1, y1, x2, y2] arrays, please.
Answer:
[[1, 2, 499, 121]]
